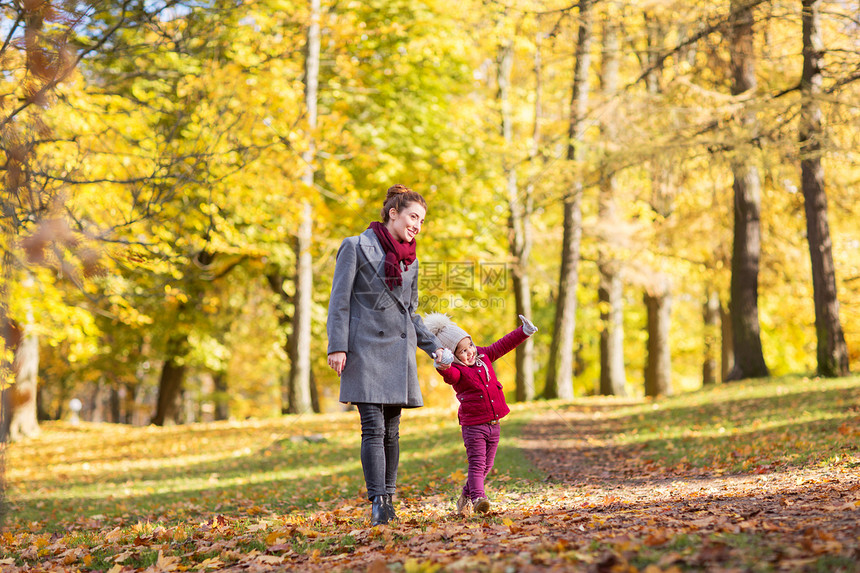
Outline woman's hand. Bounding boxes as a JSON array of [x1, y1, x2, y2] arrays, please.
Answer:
[[328, 352, 347, 376]]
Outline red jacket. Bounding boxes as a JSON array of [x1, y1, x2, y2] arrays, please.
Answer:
[[436, 326, 529, 426]]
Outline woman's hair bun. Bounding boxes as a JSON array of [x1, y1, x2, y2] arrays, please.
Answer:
[[386, 184, 410, 200], [380, 184, 427, 223]]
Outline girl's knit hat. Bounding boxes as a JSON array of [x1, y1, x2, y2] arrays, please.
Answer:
[[423, 313, 471, 354]]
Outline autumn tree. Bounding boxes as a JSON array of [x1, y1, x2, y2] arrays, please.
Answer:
[[596, 8, 627, 397], [1, 1, 82, 441], [798, 0, 850, 377], [1, 0, 201, 437], [545, 0, 595, 400], [69, 0, 290, 425], [494, 9, 536, 402], [284, 0, 321, 415], [725, 0, 769, 381]]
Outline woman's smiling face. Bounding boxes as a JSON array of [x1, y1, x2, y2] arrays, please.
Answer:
[[386, 201, 426, 243]]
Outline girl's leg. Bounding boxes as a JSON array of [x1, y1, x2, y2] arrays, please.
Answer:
[[461, 424, 490, 500], [356, 403, 386, 499], [381, 405, 402, 496], [483, 424, 502, 482]]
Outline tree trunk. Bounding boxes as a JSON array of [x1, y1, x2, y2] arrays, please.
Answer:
[[89, 378, 108, 423], [2, 321, 40, 441], [599, 268, 627, 395], [0, 251, 12, 526], [720, 300, 734, 381], [213, 372, 229, 420], [498, 29, 535, 402], [644, 11, 662, 95], [286, 0, 321, 415], [638, 12, 675, 396], [289, 205, 314, 414], [180, 388, 196, 424], [514, 30, 544, 404], [37, 384, 51, 421], [644, 280, 672, 397], [150, 335, 188, 426], [726, 0, 769, 381], [110, 385, 121, 423], [597, 15, 627, 397], [703, 287, 720, 385], [799, 0, 850, 377], [545, 0, 594, 400], [310, 369, 320, 413], [267, 272, 293, 413], [133, 381, 151, 426]]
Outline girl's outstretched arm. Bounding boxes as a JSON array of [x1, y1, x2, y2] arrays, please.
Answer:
[[482, 316, 537, 362]]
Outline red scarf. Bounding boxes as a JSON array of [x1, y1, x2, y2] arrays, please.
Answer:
[[369, 221, 416, 290]]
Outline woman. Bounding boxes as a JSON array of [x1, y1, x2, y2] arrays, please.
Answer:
[[326, 184, 448, 526]]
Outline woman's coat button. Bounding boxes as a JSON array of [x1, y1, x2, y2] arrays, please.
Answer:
[[378, 331, 384, 336], [400, 333, 406, 339]]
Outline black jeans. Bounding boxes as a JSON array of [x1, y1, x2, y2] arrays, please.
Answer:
[[355, 403, 402, 500]]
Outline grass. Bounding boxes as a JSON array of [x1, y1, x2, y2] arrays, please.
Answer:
[[2, 373, 858, 571], [545, 374, 860, 474]]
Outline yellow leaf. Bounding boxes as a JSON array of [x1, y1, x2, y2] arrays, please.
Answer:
[[266, 531, 285, 545], [502, 518, 513, 526], [198, 557, 224, 570], [156, 550, 181, 571], [114, 551, 133, 563]]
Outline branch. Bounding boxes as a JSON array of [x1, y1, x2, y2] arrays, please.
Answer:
[[826, 70, 860, 94], [626, 0, 772, 91], [0, 10, 22, 57], [0, 0, 192, 129]]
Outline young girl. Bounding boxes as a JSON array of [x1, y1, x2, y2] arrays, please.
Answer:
[[424, 313, 538, 515]]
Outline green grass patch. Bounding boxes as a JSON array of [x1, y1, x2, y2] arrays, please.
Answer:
[[547, 374, 860, 474]]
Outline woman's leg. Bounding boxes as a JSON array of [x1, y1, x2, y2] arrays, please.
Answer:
[[356, 403, 386, 500], [461, 424, 490, 500], [381, 405, 402, 496]]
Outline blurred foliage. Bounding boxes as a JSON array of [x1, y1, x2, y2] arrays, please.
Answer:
[[1, 0, 857, 421]]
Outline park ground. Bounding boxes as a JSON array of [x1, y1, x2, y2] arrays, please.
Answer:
[[2, 374, 859, 572]]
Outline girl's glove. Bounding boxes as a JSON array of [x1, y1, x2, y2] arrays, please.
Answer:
[[519, 314, 538, 336], [433, 348, 455, 367], [439, 348, 455, 364]]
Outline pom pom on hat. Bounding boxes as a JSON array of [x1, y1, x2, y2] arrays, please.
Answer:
[[424, 312, 471, 354]]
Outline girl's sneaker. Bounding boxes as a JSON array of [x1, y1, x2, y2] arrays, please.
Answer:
[[456, 493, 473, 516], [473, 497, 491, 513]]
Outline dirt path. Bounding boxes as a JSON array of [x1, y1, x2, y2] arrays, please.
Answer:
[[517, 405, 860, 571]]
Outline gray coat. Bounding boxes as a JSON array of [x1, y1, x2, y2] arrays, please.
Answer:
[[327, 229, 441, 407]]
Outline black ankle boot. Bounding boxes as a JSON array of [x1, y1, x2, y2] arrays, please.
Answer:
[[384, 494, 397, 521], [370, 495, 389, 526]]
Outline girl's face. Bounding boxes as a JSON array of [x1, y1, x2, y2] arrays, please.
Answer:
[[455, 337, 476, 366], [386, 202, 426, 243]]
